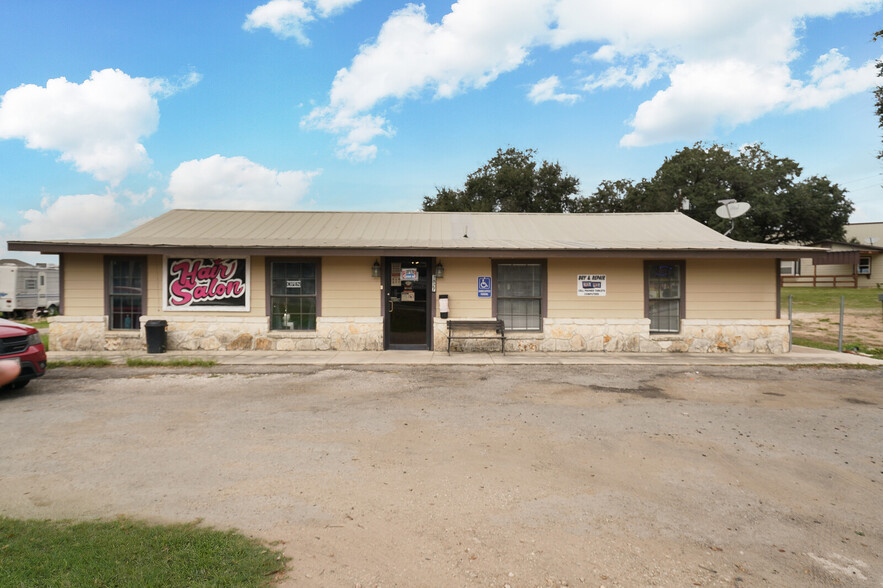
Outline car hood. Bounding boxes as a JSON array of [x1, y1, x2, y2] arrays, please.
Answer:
[[0, 318, 37, 337]]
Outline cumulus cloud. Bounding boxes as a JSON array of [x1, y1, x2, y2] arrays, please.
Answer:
[[0, 68, 199, 185], [303, 0, 553, 159], [243, 0, 362, 44], [527, 76, 579, 104], [165, 155, 320, 210], [305, 0, 882, 156], [18, 192, 128, 240]]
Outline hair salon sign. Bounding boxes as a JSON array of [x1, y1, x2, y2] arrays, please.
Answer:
[[163, 257, 250, 311]]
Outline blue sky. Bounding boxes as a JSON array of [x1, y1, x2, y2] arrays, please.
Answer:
[[1, 0, 882, 263]]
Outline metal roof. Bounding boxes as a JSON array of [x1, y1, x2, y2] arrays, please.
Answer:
[[8, 209, 816, 257]]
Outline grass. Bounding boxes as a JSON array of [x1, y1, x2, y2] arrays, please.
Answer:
[[18, 318, 50, 329], [48, 358, 114, 368], [792, 337, 883, 361], [126, 357, 217, 368], [0, 516, 288, 587], [781, 287, 883, 312]]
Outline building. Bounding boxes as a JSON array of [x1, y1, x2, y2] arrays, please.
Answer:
[[780, 222, 883, 288], [8, 209, 816, 353]]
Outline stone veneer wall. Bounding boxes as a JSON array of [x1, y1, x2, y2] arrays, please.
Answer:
[[434, 317, 790, 353], [48, 315, 383, 352], [51, 315, 788, 353]]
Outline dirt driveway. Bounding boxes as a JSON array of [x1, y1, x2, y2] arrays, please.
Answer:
[[1, 365, 881, 587]]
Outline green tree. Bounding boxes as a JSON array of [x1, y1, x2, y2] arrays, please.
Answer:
[[874, 29, 883, 158], [422, 148, 585, 212], [583, 142, 853, 244]]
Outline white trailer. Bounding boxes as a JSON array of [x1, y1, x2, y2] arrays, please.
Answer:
[[0, 260, 60, 317]]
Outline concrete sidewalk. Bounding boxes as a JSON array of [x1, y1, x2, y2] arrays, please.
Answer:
[[47, 345, 883, 366]]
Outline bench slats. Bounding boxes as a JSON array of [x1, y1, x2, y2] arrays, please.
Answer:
[[446, 319, 505, 354]]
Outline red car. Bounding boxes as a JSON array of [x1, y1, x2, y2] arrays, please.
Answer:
[[0, 318, 47, 390]]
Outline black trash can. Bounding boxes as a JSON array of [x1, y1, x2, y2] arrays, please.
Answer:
[[145, 320, 168, 354]]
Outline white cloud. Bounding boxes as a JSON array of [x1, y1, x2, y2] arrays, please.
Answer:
[[305, 0, 882, 156], [788, 49, 879, 111], [244, 0, 314, 44], [165, 155, 320, 210], [243, 0, 362, 44], [18, 192, 127, 240], [304, 0, 553, 159], [0, 68, 199, 185], [583, 53, 670, 91], [314, 0, 361, 17], [528, 76, 579, 104]]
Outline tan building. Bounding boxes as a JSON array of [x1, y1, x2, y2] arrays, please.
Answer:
[[8, 210, 815, 353], [780, 221, 883, 288]]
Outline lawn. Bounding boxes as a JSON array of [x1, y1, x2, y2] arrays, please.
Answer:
[[0, 517, 288, 587], [781, 286, 883, 312]]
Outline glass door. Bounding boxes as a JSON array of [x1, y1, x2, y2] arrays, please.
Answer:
[[385, 258, 431, 349]]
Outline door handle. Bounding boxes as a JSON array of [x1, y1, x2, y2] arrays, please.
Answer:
[[388, 299, 394, 313]]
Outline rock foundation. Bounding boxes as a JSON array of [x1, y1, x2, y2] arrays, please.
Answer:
[[50, 316, 789, 353]]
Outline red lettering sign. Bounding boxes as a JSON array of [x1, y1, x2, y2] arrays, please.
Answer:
[[167, 258, 246, 308]]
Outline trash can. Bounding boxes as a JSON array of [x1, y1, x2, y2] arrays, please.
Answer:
[[145, 320, 167, 354]]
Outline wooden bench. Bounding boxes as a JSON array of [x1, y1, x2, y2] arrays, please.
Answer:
[[447, 319, 505, 354]]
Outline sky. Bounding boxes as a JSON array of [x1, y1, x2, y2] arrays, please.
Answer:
[[1, 0, 882, 264]]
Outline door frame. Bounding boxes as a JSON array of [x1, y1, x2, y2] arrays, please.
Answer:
[[382, 257, 436, 350]]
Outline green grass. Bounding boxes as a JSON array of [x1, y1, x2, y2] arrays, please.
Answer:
[[126, 358, 217, 368], [792, 337, 883, 360], [0, 516, 288, 587], [47, 358, 114, 368], [19, 318, 50, 329], [781, 287, 883, 312]]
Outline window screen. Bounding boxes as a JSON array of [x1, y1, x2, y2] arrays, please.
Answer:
[[109, 258, 144, 330], [269, 262, 317, 330], [497, 263, 542, 331], [647, 262, 682, 333]]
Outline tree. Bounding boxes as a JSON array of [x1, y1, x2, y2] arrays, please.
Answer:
[[582, 142, 853, 244], [422, 148, 585, 213], [874, 29, 883, 158]]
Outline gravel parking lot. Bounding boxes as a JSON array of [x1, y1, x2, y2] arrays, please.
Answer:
[[1, 364, 881, 587]]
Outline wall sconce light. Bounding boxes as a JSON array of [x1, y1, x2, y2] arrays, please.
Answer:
[[435, 261, 445, 278], [372, 260, 381, 278]]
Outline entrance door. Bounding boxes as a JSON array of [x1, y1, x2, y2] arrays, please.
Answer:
[[385, 258, 431, 349]]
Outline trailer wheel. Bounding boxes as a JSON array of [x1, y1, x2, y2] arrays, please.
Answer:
[[47, 305, 59, 316]]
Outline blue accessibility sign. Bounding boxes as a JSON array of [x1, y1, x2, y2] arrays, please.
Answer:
[[477, 276, 492, 298]]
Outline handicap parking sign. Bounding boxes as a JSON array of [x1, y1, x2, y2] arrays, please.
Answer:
[[477, 276, 492, 298]]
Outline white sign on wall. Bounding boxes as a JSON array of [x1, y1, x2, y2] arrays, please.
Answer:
[[577, 274, 606, 296]]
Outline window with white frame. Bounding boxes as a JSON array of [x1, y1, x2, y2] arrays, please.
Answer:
[[858, 256, 871, 275], [780, 260, 800, 275]]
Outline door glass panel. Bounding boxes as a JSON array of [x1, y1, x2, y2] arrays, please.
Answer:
[[387, 258, 429, 347]]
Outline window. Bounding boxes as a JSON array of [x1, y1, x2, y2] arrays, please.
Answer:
[[268, 260, 318, 330], [646, 261, 684, 334], [780, 260, 800, 276], [106, 257, 145, 330], [24, 278, 37, 289], [494, 262, 544, 331], [858, 257, 871, 275]]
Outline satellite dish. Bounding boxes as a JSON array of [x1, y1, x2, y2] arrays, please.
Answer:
[[715, 201, 751, 219], [714, 199, 751, 237]]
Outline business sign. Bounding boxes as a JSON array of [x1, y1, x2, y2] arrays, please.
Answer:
[[477, 276, 492, 298], [401, 268, 418, 281], [577, 274, 607, 296], [164, 257, 250, 311]]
